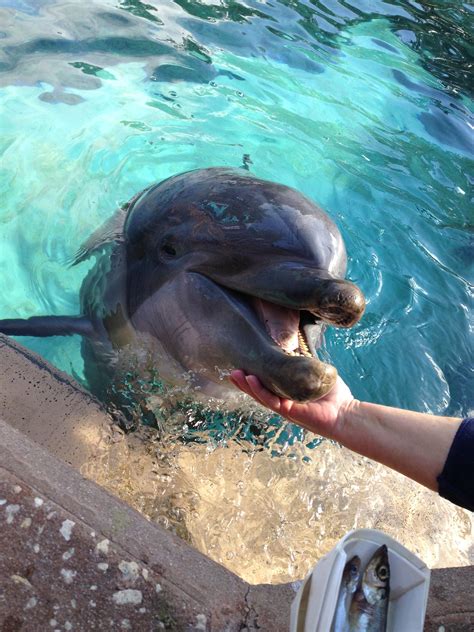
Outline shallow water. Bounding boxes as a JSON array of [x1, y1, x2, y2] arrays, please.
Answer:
[[0, 0, 473, 582]]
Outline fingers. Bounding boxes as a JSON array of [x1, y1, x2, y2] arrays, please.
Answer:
[[230, 370, 282, 412], [229, 369, 253, 396], [245, 375, 283, 411]]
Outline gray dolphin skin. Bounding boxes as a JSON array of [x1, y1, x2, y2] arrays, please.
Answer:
[[0, 168, 365, 422]]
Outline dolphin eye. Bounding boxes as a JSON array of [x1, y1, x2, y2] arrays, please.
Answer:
[[160, 241, 178, 258]]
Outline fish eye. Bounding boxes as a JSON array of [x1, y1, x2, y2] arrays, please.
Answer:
[[378, 565, 389, 580]]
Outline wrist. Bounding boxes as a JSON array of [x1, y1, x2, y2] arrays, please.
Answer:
[[333, 397, 360, 444]]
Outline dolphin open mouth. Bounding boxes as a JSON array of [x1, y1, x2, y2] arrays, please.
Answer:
[[181, 269, 366, 401], [141, 269, 365, 402], [220, 287, 338, 401], [252, 298, 314, 358]]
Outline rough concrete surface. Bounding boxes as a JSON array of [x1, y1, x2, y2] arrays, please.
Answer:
[[0, 471, 182, 631], [0, 418, 293, 631], [0, 335, 472, 631], [0, 334, 111, 469], [424, 565, 474, 631]]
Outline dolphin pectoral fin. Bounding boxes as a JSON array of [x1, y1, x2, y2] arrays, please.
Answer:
[[0, 315, 96, 337], [71, 206, 128, 265]]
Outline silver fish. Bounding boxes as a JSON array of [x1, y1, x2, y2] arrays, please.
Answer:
[[348, 545, 390, 632], [331, 555, 362, 632]]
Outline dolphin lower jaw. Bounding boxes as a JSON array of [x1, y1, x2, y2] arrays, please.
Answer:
[[232, 301, 338, 400], [140, 272, 339, 401], [258, 353, 337, 402], [188, 273, 338, 400]]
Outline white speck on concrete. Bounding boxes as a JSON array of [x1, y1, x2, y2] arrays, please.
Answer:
[[50, 619, 57, 627], [141, 568, 149, 580], [90, 585, 97, 591], [60, 519, 75, 541], [5, 504, 20, 524], [25, 597, 37, 609], [96, 538, 110, 555], [60, 569, 77, 584], [47, 511, 56, 520], [21, 517, 32, 529], [139, 608, 146, 614], [70, 599, 77, 609], [118, 561, 139, 583], [13, 485, 22, 493], [62, 548, 75, 561], [34, 497, 44, 507], [98, 563, 109, 571], [89, 600, 97, 608], [195, 614, 207, 630], [155, 583, 162, 593], [64, 623, 73, 631], [438, 627, 445, 632], [112, 589, 143, 605], [33, 544, 40, 553], [121, 620, 131, 630], [90, 531, 96, 537], [37, 525, 45, 536], [0, 499, 7, 505]]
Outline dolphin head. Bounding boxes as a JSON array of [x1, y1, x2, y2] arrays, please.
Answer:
[[124, 168, 365, 402]]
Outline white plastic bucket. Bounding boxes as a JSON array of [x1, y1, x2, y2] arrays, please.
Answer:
[[290, 528, 431, 631]]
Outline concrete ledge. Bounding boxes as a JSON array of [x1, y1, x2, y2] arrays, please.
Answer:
[[0, 418, 294, 630], [424, 566, 474, 631], [0, 334, 472, 630], [0, 334, 111, 468]]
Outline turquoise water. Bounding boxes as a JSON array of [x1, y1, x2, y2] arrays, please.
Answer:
[[0, 0, 472, 420]]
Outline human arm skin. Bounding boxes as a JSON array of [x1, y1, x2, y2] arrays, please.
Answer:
[[230, 370, 462, 493]]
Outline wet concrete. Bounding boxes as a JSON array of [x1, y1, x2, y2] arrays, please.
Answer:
[[0, 334, 472, 630]]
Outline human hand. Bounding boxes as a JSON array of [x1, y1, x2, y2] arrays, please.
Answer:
[[229, 370, 355, 440]]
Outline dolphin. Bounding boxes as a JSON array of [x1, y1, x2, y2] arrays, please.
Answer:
[[0, 168, 365, 425]]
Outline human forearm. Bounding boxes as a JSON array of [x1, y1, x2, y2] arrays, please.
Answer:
[[335, 400, 462, 492]]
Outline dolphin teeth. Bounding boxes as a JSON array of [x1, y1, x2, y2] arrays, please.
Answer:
[[298, 330, 312, 358]]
